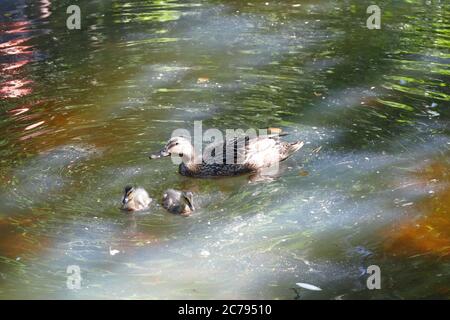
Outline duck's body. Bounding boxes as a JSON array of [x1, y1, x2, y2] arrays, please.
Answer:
[[178, 161, 252, 177], [121, 186, 152, 212], [162, 189, 194, 216], [151, 134, 304, 178]]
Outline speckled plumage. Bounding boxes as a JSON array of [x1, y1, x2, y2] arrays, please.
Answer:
[[179, 161, 252, 177], [151, 134, 304, 178]]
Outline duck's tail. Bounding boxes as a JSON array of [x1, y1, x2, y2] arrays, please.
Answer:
[[282, 141, 304, 160]]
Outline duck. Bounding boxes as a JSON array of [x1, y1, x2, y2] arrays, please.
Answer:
[[162, 189, 195, 216], [121, 185, 152, 212], [149, 133, 304, 178]]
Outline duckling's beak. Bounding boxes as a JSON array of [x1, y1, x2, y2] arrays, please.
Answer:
[[149, 148, 170, 159]]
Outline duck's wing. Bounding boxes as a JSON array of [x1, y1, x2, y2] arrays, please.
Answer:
[[244, 136, 283, 168], [202, 136, 246, 165], [202, 135, 282, 167]]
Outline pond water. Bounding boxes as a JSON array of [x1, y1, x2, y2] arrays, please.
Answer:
[[0, 0, 449, 299]]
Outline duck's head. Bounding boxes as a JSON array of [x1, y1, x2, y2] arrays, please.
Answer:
[[149, 136, 193, 159], [122, 185, 135, 206]]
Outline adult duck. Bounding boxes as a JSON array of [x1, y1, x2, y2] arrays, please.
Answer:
[[149, 133, 304, 178]]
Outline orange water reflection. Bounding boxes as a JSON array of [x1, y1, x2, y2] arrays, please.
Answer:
[[383, 161, 450, 259], [0, 216, 50, 260]]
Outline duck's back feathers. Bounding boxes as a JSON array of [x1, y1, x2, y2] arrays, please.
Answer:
[[184, 135, 303, 177], [203, 135, 290, 164]]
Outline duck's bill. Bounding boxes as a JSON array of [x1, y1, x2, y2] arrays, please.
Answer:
[[149, 149, 170, 159]]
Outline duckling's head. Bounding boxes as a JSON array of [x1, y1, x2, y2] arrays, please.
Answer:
[[122, 185, 135, 206], [149, 136, 193, 159]]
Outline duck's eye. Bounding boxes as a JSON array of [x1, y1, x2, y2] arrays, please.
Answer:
[[175, 142, 179, 145]]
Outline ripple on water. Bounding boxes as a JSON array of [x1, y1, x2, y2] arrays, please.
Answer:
[[0, 145, 100, 211]]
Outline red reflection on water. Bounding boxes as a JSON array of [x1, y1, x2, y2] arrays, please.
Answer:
[[0, 21, 31, 34], [0, 37, 32, 55], [39, 0, 52, 19], [0, 79, 32, 98], [0, 45, 32, 55], [0, 37, 31, 49], [1, 21, 35, 99], [1, 59, 29, 71]]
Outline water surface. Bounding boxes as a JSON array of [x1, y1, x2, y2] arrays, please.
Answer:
[[0, 0, 449, 299]]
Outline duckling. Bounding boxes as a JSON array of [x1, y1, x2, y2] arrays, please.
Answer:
[[150, 134, 304, 178], [121, 185, 152, 212], [162, 189, 195, 216]]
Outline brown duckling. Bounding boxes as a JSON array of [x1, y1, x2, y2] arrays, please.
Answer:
[[162, 189, 195, 216], [121, 185, 152, 212]]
